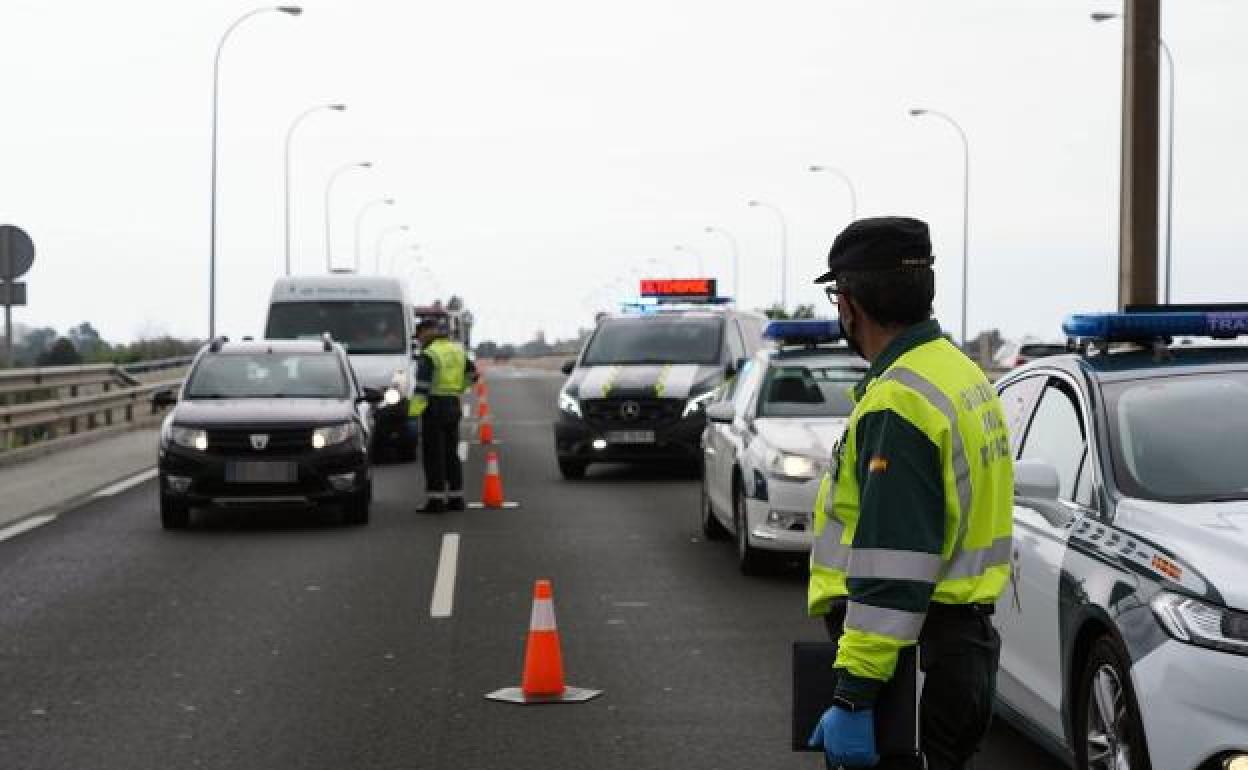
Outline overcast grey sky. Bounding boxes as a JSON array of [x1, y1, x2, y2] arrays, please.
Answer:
[[1, 0, 1245, 346]]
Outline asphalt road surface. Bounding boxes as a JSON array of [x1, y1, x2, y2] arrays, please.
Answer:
[[0, 367, 1063, 770]]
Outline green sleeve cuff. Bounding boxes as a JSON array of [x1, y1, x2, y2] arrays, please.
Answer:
[[833, 670, 883, 709]]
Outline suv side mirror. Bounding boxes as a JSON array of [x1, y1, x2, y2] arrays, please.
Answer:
[[561, 359, 576, 376], [706, 402, 735, 423], [151, 389, 178, 408], [1014, 460, 1070, 527]]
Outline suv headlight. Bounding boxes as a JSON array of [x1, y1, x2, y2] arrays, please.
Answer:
[[558, 390, 582, 418], [170, 426, 208, 451], [682, 390, 717, 419], [1152, 593, 1248, 656], [767, 450, 821, 481], [312, 423, 357, 450], [383, 387, 403, 406]]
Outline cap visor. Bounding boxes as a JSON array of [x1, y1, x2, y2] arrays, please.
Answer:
[[812, 270, 836, 284]]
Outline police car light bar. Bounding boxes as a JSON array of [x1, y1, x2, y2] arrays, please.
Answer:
[[1063, 309, 1248, 341], [763, 319, 843, 345]]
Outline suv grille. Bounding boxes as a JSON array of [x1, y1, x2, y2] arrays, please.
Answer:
[[581, 398, 684, 426], [206, 428, 313, 455]]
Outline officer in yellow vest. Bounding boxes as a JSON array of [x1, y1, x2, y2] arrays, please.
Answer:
[[410, 319, 476, 512], [806, 218, 1014, 769]]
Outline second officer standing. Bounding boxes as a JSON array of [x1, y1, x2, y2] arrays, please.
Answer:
[[409, 319, 476, 512]]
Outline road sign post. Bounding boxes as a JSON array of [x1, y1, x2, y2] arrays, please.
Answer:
[[0, 225, 36, 368]]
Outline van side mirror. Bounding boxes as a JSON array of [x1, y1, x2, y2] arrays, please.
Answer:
[[706, 402, 735, 423], [1014, 460, 1071, 528], [152, 389, 178, 408], [561, 360, 576, 376]]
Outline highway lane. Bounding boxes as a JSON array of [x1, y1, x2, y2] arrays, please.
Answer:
[[0, 366, 1061, 769]]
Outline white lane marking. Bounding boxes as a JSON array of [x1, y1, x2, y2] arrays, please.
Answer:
[[0, 515, 57, 543], [457, 440, 468, 462], [430, 533, 461, 618], [93, 468, 158, 498]]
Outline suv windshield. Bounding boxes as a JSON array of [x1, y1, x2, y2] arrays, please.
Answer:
[[186, 353, 348, 400], [582, 317, 723, 365], [266, 301, 407, 355], [758, 364, 860, 418], [1106, 371, 1248, 502]]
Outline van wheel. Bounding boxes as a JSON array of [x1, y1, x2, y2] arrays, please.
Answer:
[[558, 459, 587, 480], [1074, 637, 1151, 770], [160, 494, 190, 530]]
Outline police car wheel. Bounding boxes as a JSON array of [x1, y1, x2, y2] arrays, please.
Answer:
[[159, 493, 190, 530], [700, 475, 728, 540], [1074, 638, 1152, 770], [733, 480, 766, 575], [558, 459, 587, 480], [342, 485, 371, 526]]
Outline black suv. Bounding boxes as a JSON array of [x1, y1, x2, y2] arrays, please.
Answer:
[[554, 305, 766, 478], [155, 338, 380, 529]]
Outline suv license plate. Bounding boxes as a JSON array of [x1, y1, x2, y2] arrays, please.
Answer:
[[606, 430, 655, 444], [226, 461, 297, 483]]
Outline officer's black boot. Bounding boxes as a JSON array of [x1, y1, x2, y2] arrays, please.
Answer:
[[419, 498, 446, 513]]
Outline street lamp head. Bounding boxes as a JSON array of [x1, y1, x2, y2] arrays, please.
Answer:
[[704, 226, 714, 233], [383, 198, 395, 205], [329, 104, 347, 111], [747, 200, 760, 207], [909, 108, 928, 117], [1090, 12, 1120, 22], [808, 165, 825, 172], [400, 225, 411, 231], [359, 161, 373, 168], [277, 6, 303, 16]]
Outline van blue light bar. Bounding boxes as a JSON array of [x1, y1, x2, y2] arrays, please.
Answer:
[[1063, 311, 1248, 341], [763, 319, 842, 344]]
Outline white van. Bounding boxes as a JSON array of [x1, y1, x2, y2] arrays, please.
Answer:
[[266, 274, 418, 460]]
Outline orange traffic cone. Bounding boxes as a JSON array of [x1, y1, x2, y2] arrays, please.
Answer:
[[478, 413, 495, 444], [476, 380, 487, 398], [485, 580, 603, 704], [481, 451, 505, 508], [477, 397, 490, 419]]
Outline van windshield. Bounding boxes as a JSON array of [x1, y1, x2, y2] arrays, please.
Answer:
[[582, 317, 723, 365], [266, 301, 407, 355]]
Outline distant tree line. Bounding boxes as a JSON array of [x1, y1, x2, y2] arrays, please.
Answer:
[[2, 322, 202, 369], [476, 328, 591, 361]]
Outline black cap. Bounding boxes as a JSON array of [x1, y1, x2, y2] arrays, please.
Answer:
[[813, 216, 934, 284]]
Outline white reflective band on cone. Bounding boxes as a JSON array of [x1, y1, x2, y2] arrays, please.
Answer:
[[529, 598, 557, 632], [486, 457, 500, 474]]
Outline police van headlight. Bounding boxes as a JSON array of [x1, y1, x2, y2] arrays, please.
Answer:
[[558, 390, 582, 418], [766, 450, 821, 481], [312, 423, 357, 450], [1152, 593, 1248, 656], [682, 390, 717, 418], [170, 426, 209, 451]]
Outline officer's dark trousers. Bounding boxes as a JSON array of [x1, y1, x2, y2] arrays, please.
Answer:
[[421, 396, 463, 501], [824, 600, 1001, 770]]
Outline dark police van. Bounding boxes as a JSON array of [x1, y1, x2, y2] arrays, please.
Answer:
[[554, 281, 766, 479]]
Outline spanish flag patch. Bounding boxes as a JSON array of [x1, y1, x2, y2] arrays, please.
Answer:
[[868, 456, 889, 473]]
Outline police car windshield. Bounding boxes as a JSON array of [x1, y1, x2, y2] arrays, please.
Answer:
[[1105, 371, 1248, 503], [758, 364, 858, 418], [185, 353, 348, 400], [266, 301, 407, 355], [582, 317, 723, 365]]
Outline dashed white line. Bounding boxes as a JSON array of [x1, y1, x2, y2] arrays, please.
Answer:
[[93, 468, 158, 498], [0, 515, 57, 543], [457, 440, 468, 462], [430, 533, 461, 619]]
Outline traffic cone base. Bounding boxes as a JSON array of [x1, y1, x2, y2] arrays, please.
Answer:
[[467, 501, 518, 509], [485, 685, 602, 705]]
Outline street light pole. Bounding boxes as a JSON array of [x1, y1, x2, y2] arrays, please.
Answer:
[[909, 108, 970, 345], [704, 226, 741, 301], [284, 102, 345, 277], [807, 165, 858, 221], [374, 224, 411, 274], [354, 198, 395, 272], [1092, 12, 1175, 303], [324, 160, 371, 272], [747, 200, 789, 310], [209, 4, 301, 338]]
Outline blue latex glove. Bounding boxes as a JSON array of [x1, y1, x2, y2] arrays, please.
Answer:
[[808, 705, 879, 768]]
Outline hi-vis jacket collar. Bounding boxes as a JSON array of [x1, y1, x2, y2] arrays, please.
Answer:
[[853, 319, 945, 402]]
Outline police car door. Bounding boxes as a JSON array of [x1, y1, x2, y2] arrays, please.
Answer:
[[997, 375, 1088, 740]]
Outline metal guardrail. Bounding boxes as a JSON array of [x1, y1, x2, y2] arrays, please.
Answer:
[[0, 360, 187, 456]]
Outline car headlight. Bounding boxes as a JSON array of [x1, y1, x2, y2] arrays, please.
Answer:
[[767, 450, 821, 481], [170, 426, 208, 451], [312, 423, 356, 450], [1152, 593, 1248, 656], [682, 390, 717, 419], [558, 390, 582, 418]]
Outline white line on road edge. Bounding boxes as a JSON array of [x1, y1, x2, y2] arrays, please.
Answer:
[[93, 468, 159, 498], [0, 515, 57, 543], [430, 533, 461, 618], [457, 440, 468, 462]]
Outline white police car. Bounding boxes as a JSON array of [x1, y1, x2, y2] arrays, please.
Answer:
[[994, 307, 1248, 770], [699, 320, 867, 574]]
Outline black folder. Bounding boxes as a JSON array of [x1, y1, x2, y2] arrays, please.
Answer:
[[792, 642, 921, 765]]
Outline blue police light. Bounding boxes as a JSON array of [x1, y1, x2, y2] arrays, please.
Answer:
[[1063, 310, 1248, 341], [763, 319, 843, 345]]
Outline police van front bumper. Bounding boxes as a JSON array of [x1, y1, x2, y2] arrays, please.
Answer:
[[554, 401, 706, 465]]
